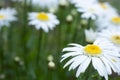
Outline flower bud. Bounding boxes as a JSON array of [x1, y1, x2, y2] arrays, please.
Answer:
[[66, 14, 73, 22], [48, 61, 55, 69], [47, 55, 54, 61]]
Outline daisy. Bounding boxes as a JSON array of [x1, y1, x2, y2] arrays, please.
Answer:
[[94, 3, 119, 30], [0, 8, 17, 27], [98, 28, 120, 51], [76, 2, 101, 20], [61, 39, 120, 80], [84, 28, 98, 43], [76, 1, 117, 20], [95, 14, 120, 30], [28, 12, 59, 32], [97, 2, 117, 17]]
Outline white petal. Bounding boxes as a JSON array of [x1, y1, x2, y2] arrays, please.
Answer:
[[76, 57, 91, 77], [62, 47, 82, 52], [63, 55, 82, 68], [100, 57, 112, 75], [92, 57, 108, 80], [69, 55, 88, 71], [60, 52, 81, 62], [68, 43, 83, 48]]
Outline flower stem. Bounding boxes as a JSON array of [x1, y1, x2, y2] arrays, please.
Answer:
[[36, 30, 43, 66]]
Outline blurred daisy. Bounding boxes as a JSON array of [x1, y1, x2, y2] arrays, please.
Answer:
[[96, 2, 117, 17], [84, 28, 98, 43], [76, 1, 117, 20], [76, 2, 100, 20], [99, 28, 120, 51], [12, 0, 59, 9], [0, 8, 17, 27], [95, 14, 120, 30], [28, 12, 59, 32], [61, 39, 120, 80], [69, 0, 98, 5], [94, 2, 119, 30]]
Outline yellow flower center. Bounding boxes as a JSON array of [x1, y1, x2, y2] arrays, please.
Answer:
[[84, 44, 102, 56], [111, 17, 120, 24], [111, 35, 120, 44], [36, 12, 49, 21], [100, 3, 108, 9], [0, 15, 5, 19]]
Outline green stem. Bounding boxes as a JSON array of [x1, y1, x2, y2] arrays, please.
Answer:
[[36, 30, 43, 66], [22, 0, 28, 66], [0, 28, 4, 73], [35, 29, 44, 80], [0, 27, 9, 74], [21, 0, 29, 78], [57, 26, 61, 53], [65, 23, 72, 44], [72, 14, 81, 43]]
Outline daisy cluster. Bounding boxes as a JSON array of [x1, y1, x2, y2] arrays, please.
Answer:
[[0, 0, 120, 80], [61, 0, 120, 80], [1, 0, 60, 32], [70, 0, 120, 51]]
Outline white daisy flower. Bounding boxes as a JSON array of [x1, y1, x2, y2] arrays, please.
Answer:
[[12, 0, 59, 9], [28, 12, 59, 32], [94, 2, 119, 30], [84, 28, 98, 43], [98, 28, 120, 51], [95, 14, 120, 30], [76, 2, 101, 20], [0, 8, 17, 27], [96, 2, 117, 17], [61, 39, 120, 80], [76, 1, 117, 20]]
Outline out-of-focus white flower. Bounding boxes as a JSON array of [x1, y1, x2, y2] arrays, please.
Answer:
[[0, 8, 17, 27], [94, 2, 119, 30], [95, 2, 117, 18], [28, 12, 59, 32], [98, 28, 120, 51], [85, 28, 98, 43], [95, 14, 120, 30], [69, 0, 98, 5], [76, 1, 117, 20], [61, 39, 120, 80], [12, 0, 59, 9], [76, 2, 100, 20], [48, 61, 56, 68], [66, 14, 73, 22]]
